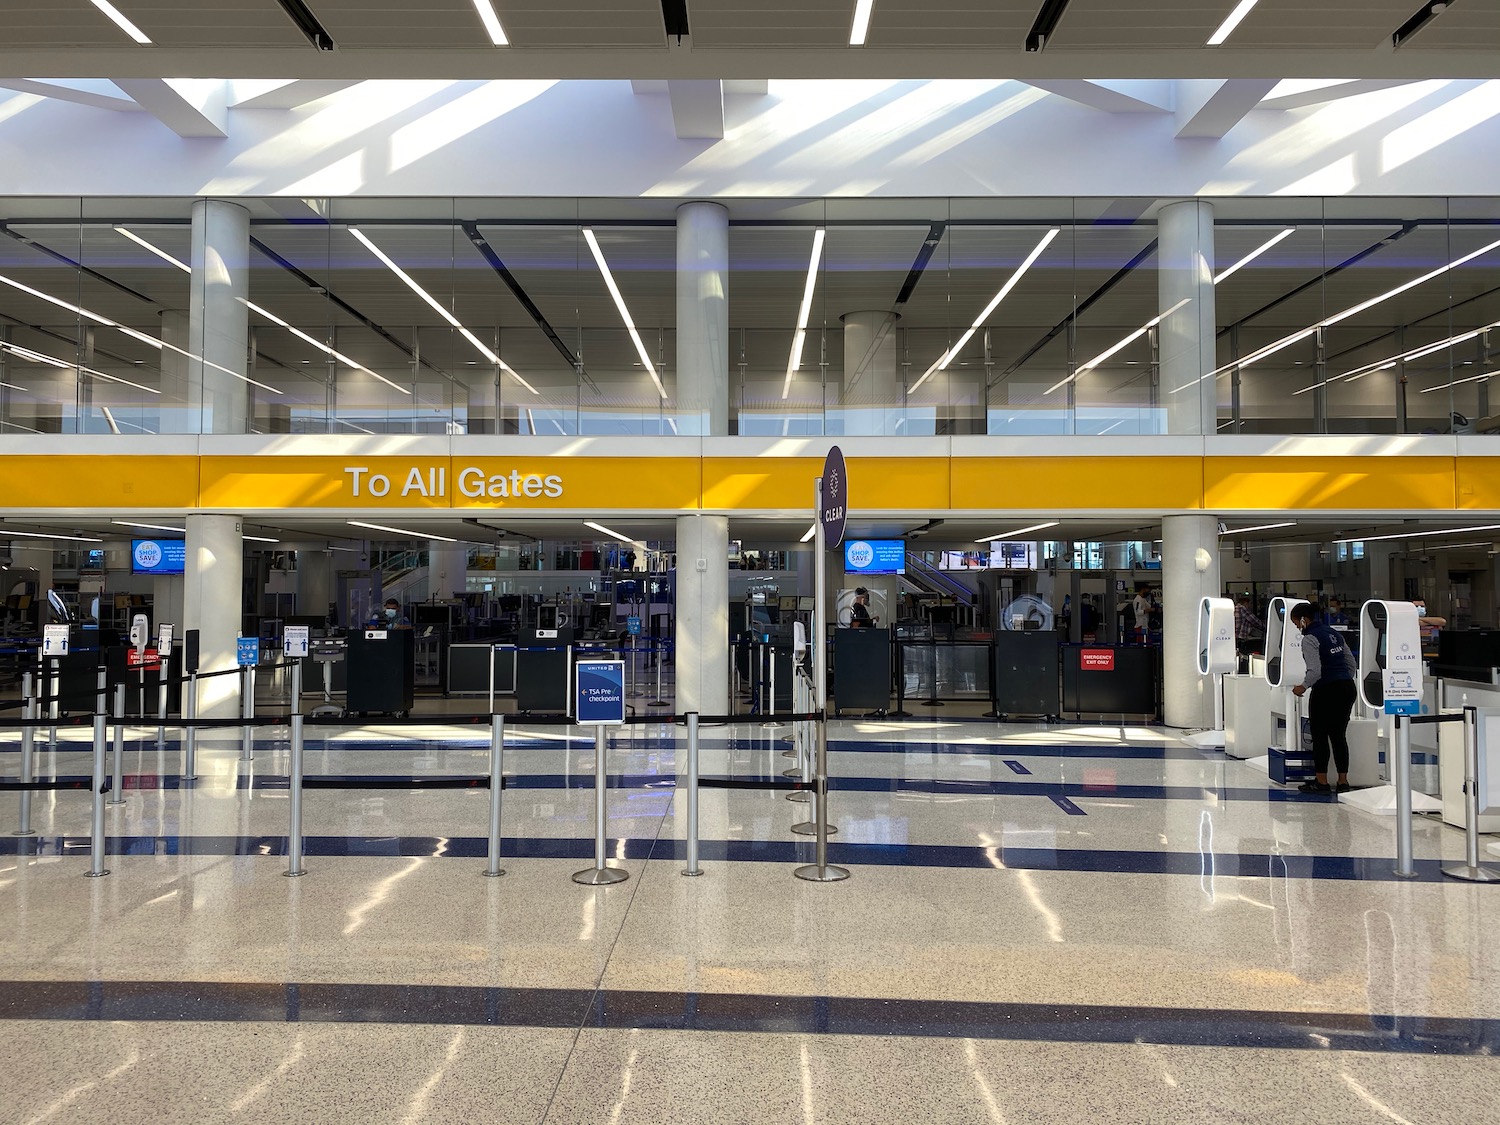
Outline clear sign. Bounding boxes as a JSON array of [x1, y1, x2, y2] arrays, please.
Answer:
[[283, 625, 310, 658], [42, 624, 69, 657], [820, 445, 847, 549], [236, 637, 259, 666], [576, 659, 626, 725]]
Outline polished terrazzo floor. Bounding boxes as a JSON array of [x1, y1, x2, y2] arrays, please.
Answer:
[[3, 714, 1498, 1124]]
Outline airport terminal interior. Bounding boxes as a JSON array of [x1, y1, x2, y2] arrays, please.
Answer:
[[4, 1, 1500, 1123]]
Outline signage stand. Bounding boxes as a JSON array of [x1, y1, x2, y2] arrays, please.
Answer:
[[572, 659, 629, 886], [1183, 596, 1236, 749]]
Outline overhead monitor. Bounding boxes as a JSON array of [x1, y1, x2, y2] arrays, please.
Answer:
[[131, 539, 186, 575], [843, 539, 905, 575]]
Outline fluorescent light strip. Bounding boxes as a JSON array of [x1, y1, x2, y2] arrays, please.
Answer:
[[1218, 234, 1500, 389], [471, 0, 509, 45], [0, 380, 26, 393], [1219, 521, 1295, 535], [1213, 228, 1295, 284], [89, 0, 152, 43], [914, 228, 1059, 393], [1420, 368, 1500, 394], [976, 521, 1059, 544], [1, 341, 160, 395], [242, 535, 279, 543], [1207, 0, 1259, 45], [585, 520, 643, 545], [783, 228, 826, 400], [849, 0, 874, 45], [111, 520, 186, 533], [1338, 319, 1500, 384], [348, 520, 458, 543], [582, 229, 668, 400], [3, 529, 104, 543], [1335, 523, 1500, 545], [348, 228, 537, 395], [800, 523, 818, 543], [115, 226, 188, 271]]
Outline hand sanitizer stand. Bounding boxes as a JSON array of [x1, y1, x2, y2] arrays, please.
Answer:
[[1183, 596, 1236, 749]]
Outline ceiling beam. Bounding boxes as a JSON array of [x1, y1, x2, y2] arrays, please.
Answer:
[[1174, 78, 1278, 139], [228, 79, 362, 110], [1022, 79, 1171, 113], [1259, 78, 1426, 111], [0, 78, 140, 112], [667, 78, 723, 139], [111, 78, 228, 138]]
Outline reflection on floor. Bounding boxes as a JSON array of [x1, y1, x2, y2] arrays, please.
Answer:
[[2, 717, 1497, 1124]]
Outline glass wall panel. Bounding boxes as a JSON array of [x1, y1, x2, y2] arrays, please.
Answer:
[[0, 199, 83, 434]]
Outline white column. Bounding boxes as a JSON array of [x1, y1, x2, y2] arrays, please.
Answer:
[[296, 550, 333, 621], [159, 309, 191, 433], [11, 545, 53, 609], [1162, 514, 1220, 729], [185, 514, 243, 719], [1158, 200, 1216, 435], [189, 200, 251, 434], [153, 575, 184, 631], [676, 201, 729, 436], [674, 514, 729, 714], [841, 311, 901, 435], [427, 542, 468, 601]]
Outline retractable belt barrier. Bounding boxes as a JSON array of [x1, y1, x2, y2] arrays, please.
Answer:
[[1399, 709, 1500, 884]]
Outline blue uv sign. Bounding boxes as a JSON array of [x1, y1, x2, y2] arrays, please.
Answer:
[[626, 616, 642, 636], [236, 637, 259, 667], [1384, 699, 1422, 716], [576, 659, 626, 725]]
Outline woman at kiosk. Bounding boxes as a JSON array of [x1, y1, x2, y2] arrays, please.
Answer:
[[1288, 603, 1357, 795]]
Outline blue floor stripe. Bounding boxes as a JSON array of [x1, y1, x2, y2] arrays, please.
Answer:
[[2, 978, 1493, 1053], [0, 833, 1461, 882]]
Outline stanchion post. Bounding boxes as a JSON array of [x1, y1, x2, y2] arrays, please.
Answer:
[[47, 655, 59, 746], [108, 683, 125, 807], [1442, 706, 1500, 883], [14, 671, 35, 836], [484, 714, 505, 877], [285, 714, 306, 877], [290, 659, 302, 718], [1393, 713, 1416, 879], [87, 712, 109, 878], [683, 712, 702, 876], [572, 724, 629, 886], [157, 661, 168, 746], [240, 665, 255, 762], [182, 672, 198, 782]]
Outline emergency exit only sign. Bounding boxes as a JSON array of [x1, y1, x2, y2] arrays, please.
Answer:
[[1080, 649, 1116, 671]]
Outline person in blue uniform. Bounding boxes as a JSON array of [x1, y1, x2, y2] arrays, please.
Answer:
[[1289, 603, 1358, 795], [368, 598, 410, 627]]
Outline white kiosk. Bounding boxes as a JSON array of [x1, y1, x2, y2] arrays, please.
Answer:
[[1183, 596, 1236, 749], [1263, 598, 1308, 773], [1342, 601, 1442, 817]]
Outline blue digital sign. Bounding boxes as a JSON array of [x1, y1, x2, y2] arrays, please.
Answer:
[[132, 539, 186, 575], [843, 539, 905, 576]]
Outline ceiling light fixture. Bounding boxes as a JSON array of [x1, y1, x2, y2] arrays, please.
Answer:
[[1025, 0, 1072, 52], [782, 227, 826, 400], [348, 520, 458, 543], [1213, 227, 1295, 284], [1219, 521, 1296, 535], [849, 0, 874, 45], [471, 0, 510, 45], [1337, 318, 1500, 385], [1335, 523, 1500, 545], [89, 0, 152, 43], [914, 228, 1058, 393], [800, 523, 818, 543], [349, 228, 538, 395], [242, 535, 280, 543], [111, 520, 186, 533], [1420, 369, 1500, 394], [976, 521, 1059, 543], [0, 341, 161, 396], [1207, 0, 1260, 45], [584, 520, 644, 545], [3, 529, 105, 543], [582, 229, 668, 400]]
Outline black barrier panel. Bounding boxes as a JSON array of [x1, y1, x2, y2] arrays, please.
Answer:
[[1061, 645, 1158, 717], [698, 777, 815, 791], [992, 632, 1061, 718], [345, 629, 415, 716], [834, 628, 891, 712], [516, 647, 570, 714], [301, 776, 494, 790]]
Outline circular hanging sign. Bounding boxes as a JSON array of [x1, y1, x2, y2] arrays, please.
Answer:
[[820, 445, 847, 549]]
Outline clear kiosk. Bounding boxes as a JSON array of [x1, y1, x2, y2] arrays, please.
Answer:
[[1183, 596, 1235, 749], [1342, 601, 1442, 816], [1262, 597, 1309, 780]]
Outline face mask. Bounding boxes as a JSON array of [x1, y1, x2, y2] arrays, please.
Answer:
[[385, 608, 397, 621], [1414, 605, 1425, 614]]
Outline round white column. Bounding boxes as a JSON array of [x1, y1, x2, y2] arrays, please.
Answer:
[[841, 310, 901, 434], [676, 202, 729, 436], [189, 200, 251, 434], [297, 550, 333, 622], [427, 542, 468, 602], [1162, 514, 1221, 728], [185, 514, 243, 719], [674, 514, 729, 715], [1158, 200, 1216, 435]]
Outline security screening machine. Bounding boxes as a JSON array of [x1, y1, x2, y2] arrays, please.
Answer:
[[1183, 596, 1236, 749], [1262, 597, 1309, 783], [1342, 600, 1442, 818]]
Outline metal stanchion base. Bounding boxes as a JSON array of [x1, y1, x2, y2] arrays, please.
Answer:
[[790, 820, 836, 836], [572, 866, 630, 886], [1391, 868, 1421, 880], [786, 792, 810, 803], [483, 869, 506, 878], [12, 829, 37, 837], [85, 870, 110, 878], [921, 700, 945, 708], [106, 798, 126, 808], [283, 870, 306, 878], [1441, 864, 1500, 883], [794, 863, 849, 882], [782, 768, 801, 778], [681, 868, 703, 877], [647, 700, 670, 708]]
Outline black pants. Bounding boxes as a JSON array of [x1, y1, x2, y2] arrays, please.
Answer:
[[1308, 678, 1357, 776]]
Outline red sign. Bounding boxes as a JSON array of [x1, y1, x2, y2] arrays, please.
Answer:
[[1080, 648, 1115, 671], [126, 646, 161, 671]]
